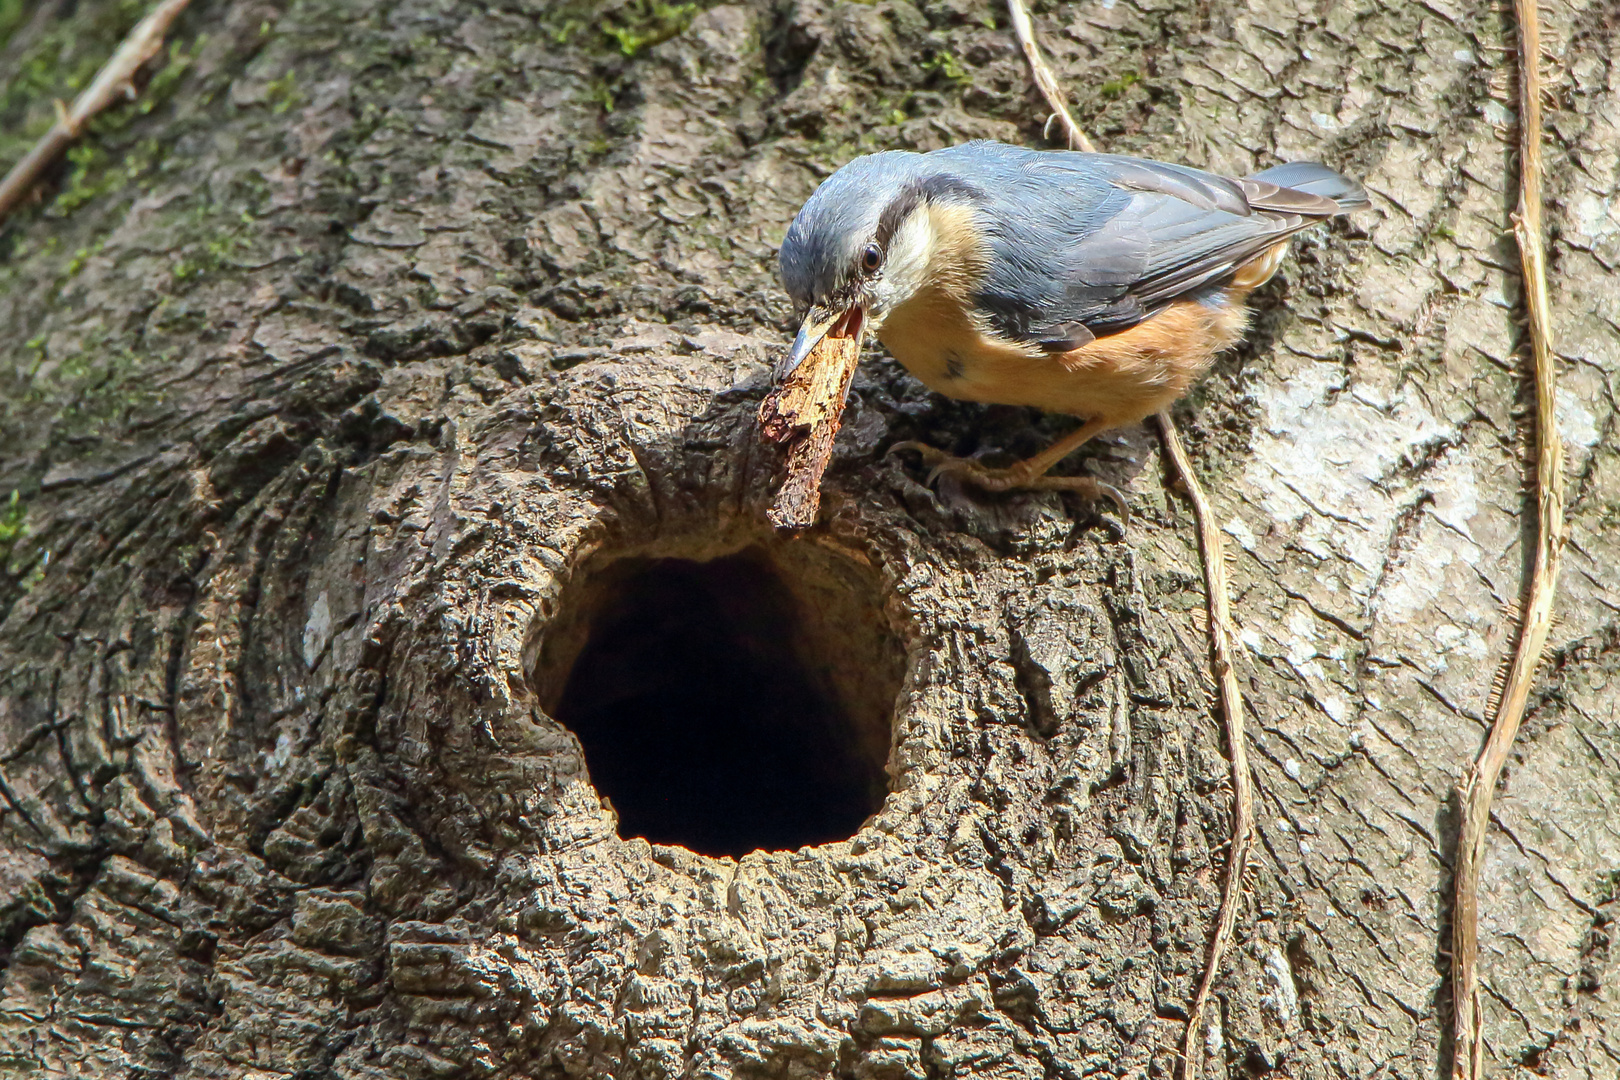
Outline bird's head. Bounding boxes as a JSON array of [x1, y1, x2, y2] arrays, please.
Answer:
[[778, 152, 979, 375]]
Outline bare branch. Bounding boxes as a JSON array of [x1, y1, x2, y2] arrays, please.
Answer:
[[0, 0, 193, 224]]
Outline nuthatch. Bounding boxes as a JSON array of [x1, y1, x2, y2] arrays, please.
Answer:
[[778, 140, 1368, 510]]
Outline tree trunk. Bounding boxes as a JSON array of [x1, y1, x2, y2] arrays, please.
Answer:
[[1, 0, 1616, 1077]]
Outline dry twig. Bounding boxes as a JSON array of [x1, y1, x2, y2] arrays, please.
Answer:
[[1450, 0, 1564, 1074], [1005, 0, 1096, 153], [1157, 412, 1254, 1080], [758, 335, 863, 531], [0, 0, 193, 224]]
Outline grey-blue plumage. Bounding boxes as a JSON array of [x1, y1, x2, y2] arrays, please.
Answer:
[[773, 140, 1367, 511], [780, 140, 1367, 350], [779, 151, 930, 313]]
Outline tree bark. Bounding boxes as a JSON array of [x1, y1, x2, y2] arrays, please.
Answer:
[[1, 1, 1617, 1077]]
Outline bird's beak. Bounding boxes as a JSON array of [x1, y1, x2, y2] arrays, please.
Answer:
[[783, 303, 865, 378]]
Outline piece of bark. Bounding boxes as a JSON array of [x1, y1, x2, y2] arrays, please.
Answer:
[[757, 333, 861, 531]]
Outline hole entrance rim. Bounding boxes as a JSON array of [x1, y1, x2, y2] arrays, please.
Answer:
[[527, 526, 912, 858]]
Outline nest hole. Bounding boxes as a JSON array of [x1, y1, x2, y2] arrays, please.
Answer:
[[533, 541, 903, 857]]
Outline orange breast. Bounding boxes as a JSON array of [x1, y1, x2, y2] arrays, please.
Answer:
[[878, 293, 1250, 427]]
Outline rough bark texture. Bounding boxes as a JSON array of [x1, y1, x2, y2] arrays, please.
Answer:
[[1, 0, 1617, 1077]]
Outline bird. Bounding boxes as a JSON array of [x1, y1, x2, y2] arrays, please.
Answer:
[[776, 140, 1368, 514]]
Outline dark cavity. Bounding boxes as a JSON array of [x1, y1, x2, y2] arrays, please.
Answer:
[[537, 545, 901, 857]]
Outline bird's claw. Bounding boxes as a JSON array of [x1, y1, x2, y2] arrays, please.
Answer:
[[886, 441, 985, 486], [886, 440, 948, 464], [887, 442, 1130, 524], [1021, 474, 1131, 525]]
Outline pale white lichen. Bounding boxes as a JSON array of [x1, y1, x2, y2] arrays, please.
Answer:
[[1262, 946, 1300, 1025], [1224, 514, 1258, 551], [303, 590, 332, 669], [1206, 1008, 1224, 1057], [1556, 386, 1599, 449]]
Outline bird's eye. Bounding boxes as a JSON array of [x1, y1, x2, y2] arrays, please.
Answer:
[[861, 243, 882, 272]]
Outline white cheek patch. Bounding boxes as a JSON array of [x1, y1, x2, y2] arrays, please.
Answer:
[[873, 209, 936, 313]]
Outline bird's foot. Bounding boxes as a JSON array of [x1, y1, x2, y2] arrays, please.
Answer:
[[887, 441, 1129, 522]]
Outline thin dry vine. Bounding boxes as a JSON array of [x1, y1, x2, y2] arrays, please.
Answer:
[[1449, 0, 1564, 1074], [1006, 0, 1096, 153], [1157, 411, 1254, 1079], [1003, 4, 1251, 1073]]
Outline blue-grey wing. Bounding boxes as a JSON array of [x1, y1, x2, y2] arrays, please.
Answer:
[[924, 144, 1362, 350]]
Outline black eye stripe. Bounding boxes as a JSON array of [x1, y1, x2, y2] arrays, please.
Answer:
[[873, 173, 984, 250]]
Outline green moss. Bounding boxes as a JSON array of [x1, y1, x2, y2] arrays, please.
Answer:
[[587, 78, 616, 113], [13, 317, 153, 442], [3, 24, 193, 219], [1, 0, 146, 117], [0, 491, 24, 550], [36, 341, 167, 438], [920, 51, 969, 85], [0, 0, 28, 49], [1099, 71, 1143, 99], [600, 1, 696, 57], [169, 205, 258, 283], [50, 136, 163, 215], [54, 142, 111, 213], [534, 0, 715, 61], [172, 232, 246, 281], [61, 237, 107, 280], [149, 297, 206, 333], [52, 135, 162, 215], [136, 37, 201, 116], [264, 70, 301, 114]]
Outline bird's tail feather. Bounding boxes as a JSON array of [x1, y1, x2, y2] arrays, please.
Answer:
[[1248, 162, 1370, 213]]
